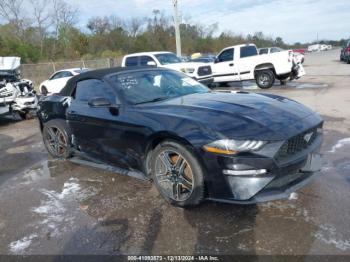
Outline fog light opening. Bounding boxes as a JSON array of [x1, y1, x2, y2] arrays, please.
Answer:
[[223, 169, 267, 176]]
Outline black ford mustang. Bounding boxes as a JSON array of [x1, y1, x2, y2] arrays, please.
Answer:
[[37, 67, 323, 207]]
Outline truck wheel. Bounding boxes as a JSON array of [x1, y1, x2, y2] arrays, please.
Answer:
[[43, 119, 72, 159], [151, 140, 205, 208], [255, 70, 275, 89]]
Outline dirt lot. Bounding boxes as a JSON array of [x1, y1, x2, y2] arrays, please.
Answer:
[[0, 49, 349, 256]]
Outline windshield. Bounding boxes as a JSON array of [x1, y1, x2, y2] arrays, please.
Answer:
[[154, 53, 182, 65], [110, 70, 209, 105]]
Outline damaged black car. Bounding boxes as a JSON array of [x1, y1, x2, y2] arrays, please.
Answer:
[[37, 67, 323, 207]]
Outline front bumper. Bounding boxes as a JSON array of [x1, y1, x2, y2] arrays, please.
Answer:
[[201, 131, 323, 204]]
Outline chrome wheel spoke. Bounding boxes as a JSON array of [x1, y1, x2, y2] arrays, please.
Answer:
[[179, 175, 192, 190], [159, 152, 173, 170], [173, 183, 180, 200], [175, 156, 186, 173]]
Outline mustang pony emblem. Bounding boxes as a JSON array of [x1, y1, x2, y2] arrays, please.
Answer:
[[304, 132, 314, 143]]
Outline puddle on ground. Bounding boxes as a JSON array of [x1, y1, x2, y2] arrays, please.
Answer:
[[287, 82, 328, 89]]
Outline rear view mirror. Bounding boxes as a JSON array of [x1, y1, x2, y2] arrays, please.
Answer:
[[214, 58, 219, 63], [147, 61, 157, 66], [88, 97, 111, 107]]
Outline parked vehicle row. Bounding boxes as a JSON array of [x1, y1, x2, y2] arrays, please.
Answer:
[[37, 67, 323, 207], [308, 44, 332, 52], [0, 57, 38, 119], [120, 44, 305, 90], [38, 43, 307, 97]]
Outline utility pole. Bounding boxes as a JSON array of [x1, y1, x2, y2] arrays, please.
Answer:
[[172, 0, 182, 57]]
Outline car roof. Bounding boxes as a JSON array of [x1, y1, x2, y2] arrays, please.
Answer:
[[52, 68, 88, 75], [60, 66, 168, 96], [220, 43, 255, 52], [124, 51, 173, 57]]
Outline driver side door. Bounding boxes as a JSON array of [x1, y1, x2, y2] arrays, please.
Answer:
[[67, 78, 129, 167], [212, 48, 239, 83]]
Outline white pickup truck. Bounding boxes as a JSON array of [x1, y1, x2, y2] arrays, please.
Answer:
[[211, 44, 305, 89], [121, 52, 213, 86]]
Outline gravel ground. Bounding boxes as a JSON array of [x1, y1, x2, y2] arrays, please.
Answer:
[[0, 49, 349, 256]]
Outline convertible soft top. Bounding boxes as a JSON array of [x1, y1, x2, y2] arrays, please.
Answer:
[[60, 66, 162, 96]]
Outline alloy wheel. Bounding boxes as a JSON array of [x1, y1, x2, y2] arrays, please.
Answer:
[[154, 150, 194, 201], [44, 126, 68, 157], [258, 73, 270, 86]]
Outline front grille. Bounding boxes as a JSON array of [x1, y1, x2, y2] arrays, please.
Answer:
[[276, 125, 320, 161], [198, 66, 212, 76]]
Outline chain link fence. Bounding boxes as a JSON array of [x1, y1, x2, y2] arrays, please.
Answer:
[[21, 58, 122, 90]]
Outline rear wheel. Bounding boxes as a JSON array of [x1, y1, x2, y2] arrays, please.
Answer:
[[255, 70, 275, 89], [151, 140, 205, 207], [43, 119, 72, 159]]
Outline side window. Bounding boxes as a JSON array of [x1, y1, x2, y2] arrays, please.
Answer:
[[61, 71, 73, 77], [125, 57, 139, 67], [140, 56, 156, 66], [259, 49, 268, 55], [50, 72, 63, 80], [271, 47, 282, 53], [217, 49, 234, 62], [75, 79, 115, 102], [240, 46, 258, 58]]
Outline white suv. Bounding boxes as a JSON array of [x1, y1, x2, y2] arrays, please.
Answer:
[[121, 52, 213, 86]]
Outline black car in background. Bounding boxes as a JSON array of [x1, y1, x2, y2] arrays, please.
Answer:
[[37, 67, 323, 207]]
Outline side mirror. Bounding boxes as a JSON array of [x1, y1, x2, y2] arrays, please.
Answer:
[[214, 58, 220, 63], [147, 61, 157, 66], [88, 97, 111, 107]]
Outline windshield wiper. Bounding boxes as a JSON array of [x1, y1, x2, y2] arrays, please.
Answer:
[[135, 97, 169, 105]]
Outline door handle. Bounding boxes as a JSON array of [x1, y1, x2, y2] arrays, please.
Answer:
[[229, 63, 234, 67]]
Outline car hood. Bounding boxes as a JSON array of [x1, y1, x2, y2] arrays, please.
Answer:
[[0, 57, 21, 70], [137, 92, 322, 141]]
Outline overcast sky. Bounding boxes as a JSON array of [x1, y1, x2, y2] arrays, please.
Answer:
[[76, 0, 349, 43]]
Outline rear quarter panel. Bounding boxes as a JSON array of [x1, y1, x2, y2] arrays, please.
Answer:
[[258, 51, 292, 75]]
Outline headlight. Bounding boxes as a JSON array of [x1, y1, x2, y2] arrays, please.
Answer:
[[203, 139, 266, 155], [181, 68, 195, 74]]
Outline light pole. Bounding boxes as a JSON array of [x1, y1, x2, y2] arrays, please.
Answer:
[[172, 0, 182, 57]]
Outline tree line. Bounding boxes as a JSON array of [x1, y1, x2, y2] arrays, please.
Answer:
[[0, 0, 345, 63]]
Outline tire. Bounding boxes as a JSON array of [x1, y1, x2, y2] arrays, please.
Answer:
[[255, 70, 275, 89], [43, 119, 72, 159], [150, 140, 205, 207], [41, 86, 48, 96]]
